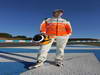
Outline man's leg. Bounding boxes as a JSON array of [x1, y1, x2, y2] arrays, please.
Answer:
[[37, 38, 54, 62], [55, 35, 70, 66], [28, 38, 55, 69]]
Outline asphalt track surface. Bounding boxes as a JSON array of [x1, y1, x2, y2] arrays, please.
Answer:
[[0, 46, 100, 75]]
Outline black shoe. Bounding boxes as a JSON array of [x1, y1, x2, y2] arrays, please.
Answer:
[[55, 59, 64, 67]]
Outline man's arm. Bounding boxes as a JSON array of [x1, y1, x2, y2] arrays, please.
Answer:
[[40, 19, 47, 33], [64, 20, 72, 35]]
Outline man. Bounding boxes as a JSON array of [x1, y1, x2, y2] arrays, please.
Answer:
[[28, 9, 72, 69]]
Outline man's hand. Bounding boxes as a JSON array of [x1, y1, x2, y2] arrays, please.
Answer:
[[68, 33, 72, 36], [41, 32, 48, 37]]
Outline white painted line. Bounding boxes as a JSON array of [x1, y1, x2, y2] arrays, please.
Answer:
[[5, 40, 13, 42], [1, 46, 100, 50]]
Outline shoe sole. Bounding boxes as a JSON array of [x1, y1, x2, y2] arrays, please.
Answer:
[[28, 64, 43, 70]]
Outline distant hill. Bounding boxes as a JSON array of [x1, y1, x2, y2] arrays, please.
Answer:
[[0, 33, 12, 38], [0, 33, 31, 40]]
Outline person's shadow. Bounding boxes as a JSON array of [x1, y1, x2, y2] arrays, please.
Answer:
[[0, 51, 57, 72]]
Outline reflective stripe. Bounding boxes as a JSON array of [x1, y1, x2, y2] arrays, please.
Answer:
[[58, 29, 66, 32], [48, 34, 56, 36], [47, 20, 64, 23]]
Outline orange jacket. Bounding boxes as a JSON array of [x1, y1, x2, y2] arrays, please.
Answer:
[[40, 17, 72, 38]]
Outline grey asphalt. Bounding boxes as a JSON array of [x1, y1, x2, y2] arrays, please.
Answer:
[[2, 53, 98, 75], [20, 53, 100, 75]]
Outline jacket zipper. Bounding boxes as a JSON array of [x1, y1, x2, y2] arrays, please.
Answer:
[[56, 18, 58, 36]]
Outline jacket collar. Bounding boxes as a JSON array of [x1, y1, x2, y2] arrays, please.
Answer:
[[52, 17, 62, 19]]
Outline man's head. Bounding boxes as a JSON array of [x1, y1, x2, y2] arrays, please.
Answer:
[[52, 9, 64, 18]]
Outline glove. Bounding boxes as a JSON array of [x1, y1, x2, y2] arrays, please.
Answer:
[[40, 32, 48, 37], [68, 33, 72, 36]]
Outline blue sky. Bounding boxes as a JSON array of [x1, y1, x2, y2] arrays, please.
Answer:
[[0, 0, 100, 38]]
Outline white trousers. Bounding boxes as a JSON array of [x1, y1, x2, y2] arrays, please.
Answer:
[[37, 35, 70, 62]]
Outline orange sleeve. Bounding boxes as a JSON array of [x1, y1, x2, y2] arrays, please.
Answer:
[[65, 21, 72, 35], [40, 20, 47, 33]]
